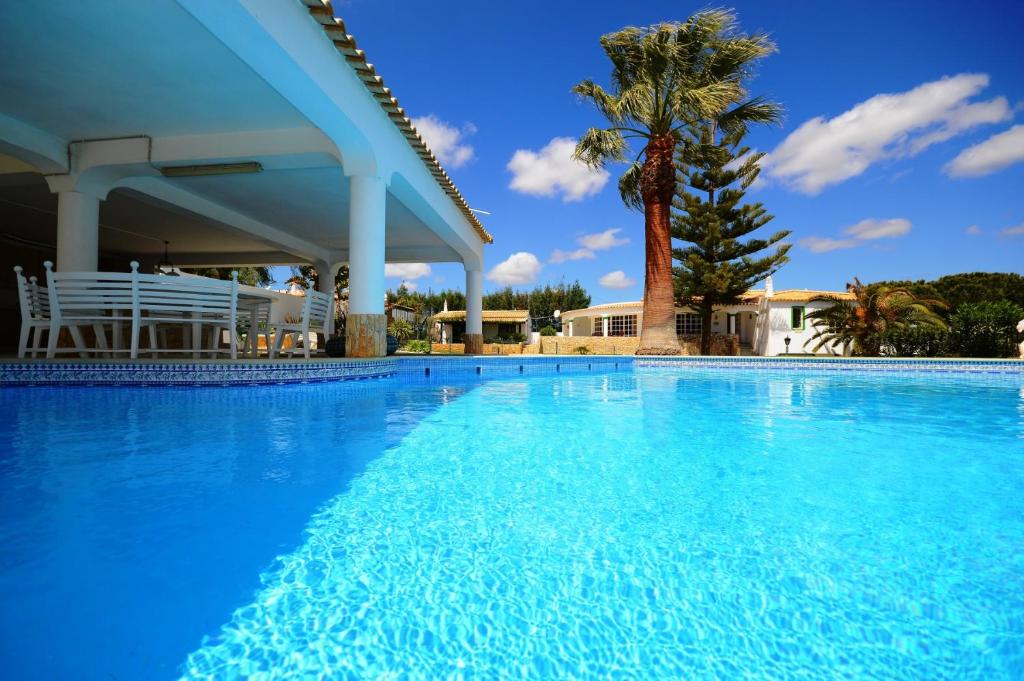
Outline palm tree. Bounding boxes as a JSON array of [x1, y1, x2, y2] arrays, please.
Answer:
[[805, 278, 947, 356], [574, 10, 777, 354], [388, 318, 414, 344]]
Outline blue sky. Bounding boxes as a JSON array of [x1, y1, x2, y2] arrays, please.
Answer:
[[305, 0, 1024, 303]]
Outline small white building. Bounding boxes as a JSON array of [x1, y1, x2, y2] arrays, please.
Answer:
[[561, 278, 854, 356], [431, 310, 530, 344]]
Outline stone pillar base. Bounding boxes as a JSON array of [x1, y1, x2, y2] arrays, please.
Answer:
[[463, 333, 483, 355], [345, 313, 387, 357]]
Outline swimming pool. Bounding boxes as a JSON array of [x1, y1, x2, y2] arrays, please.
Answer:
[[1, 364, 1022, 679]]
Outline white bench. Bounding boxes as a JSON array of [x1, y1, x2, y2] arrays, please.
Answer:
[[43, 261, 240, 359]]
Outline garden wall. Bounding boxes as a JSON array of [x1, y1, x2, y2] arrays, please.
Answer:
[[430, 335, 739, 356], [430, 342, 525, 355], [531, 334, 740, 356]]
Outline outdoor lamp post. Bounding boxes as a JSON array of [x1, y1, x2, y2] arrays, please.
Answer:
[[784, 335, 791, 354]]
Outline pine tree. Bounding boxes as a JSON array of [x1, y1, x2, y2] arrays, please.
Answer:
[[672, 124, 791, 354]]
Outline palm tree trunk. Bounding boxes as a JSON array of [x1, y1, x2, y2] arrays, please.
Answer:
[[636, 135, 681, 355]]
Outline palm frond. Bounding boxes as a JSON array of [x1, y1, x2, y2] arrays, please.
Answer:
[[617, 162, 644, 210], [573, 128, 628, 167]]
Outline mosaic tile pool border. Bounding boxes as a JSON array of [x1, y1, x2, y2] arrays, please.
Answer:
[[396, 355, 634, 378], [632, 356, 1024, 374], [1, 355, 1019, 387], [0, 359, 396, 386]]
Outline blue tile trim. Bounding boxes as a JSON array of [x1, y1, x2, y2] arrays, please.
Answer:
[[395, 355, 630, 378], [1, 355, 1020, 387], [394, 355, 1022, 376], [0, 359, 396, 387], [632, 356, 1024, 374]]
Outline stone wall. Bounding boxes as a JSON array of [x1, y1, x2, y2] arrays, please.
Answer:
[[430, 342, 525, 355], [678, 333, 740, 356], [431, 335, 739, 356], [533, 334, 740, 356], [538, 336, 641, 355]]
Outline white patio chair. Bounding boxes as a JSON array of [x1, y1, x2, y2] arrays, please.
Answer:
[[221, 300, 270, 357], [14, 266, 55, 358], [44, 261, 157, 359], [268, 289, 332, 359], [135, 268, 240, 359]]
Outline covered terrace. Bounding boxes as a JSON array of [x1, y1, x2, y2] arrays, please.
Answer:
[[0, 0, 490, 358]]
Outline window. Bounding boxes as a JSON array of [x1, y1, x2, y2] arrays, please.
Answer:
[[676, 313, 702, 336], [790, 306, 805, 330], [591, 316, 605, 336], [608, 314, 637, 337]]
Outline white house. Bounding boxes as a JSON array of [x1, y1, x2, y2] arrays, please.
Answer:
[[561, 277, 854, 356], [0, 0, 489, 357]]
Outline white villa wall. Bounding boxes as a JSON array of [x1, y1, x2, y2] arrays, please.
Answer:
[[758, 301, 846, 356], [563, 297, 848, 356]]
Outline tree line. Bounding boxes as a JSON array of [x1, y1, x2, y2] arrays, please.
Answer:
[[386, 281, 591, 332], [806, 272, 1024, 358]]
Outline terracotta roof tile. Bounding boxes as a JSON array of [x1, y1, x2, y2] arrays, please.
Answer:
[[431, 310, 529, 323], [299, 0, 492, 244]]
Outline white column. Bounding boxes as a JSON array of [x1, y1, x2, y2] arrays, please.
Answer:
[[347, 175, 385, 315], [602, 315, 609, 337], [56, 191, 99, 271], [465, 267, 483, 336], [464, 266, 483, 354], [314, 260, 335, 337], [345, 175, 387, 357]]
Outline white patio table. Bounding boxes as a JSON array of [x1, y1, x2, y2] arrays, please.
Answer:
[[234, 284, 309, 358], [236, 289, 277, 358]]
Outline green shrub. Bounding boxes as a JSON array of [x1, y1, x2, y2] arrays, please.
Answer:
[[946, 300, 1024, 358], [877, 326, 948, 357], [539, 325, 557, 336], [574, 345, 593, 355], [403, 339, 431, 353], [491, 333, 526, 344], [387, 319, 413, 343]]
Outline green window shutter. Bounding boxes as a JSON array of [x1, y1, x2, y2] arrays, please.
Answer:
[[790, 306, 805, 330]]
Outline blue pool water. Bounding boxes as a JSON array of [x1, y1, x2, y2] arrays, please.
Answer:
[[1, 366, 1023, 679]]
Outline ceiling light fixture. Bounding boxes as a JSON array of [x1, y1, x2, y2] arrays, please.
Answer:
[[159, 161, 263, 178], [157, 240, 176, 274]]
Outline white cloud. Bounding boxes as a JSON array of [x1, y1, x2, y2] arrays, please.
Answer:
[[800, 218, 911, 253], [411, 115, 476, 168], [578, 228, 629, 251], [401, 281, 419, 291], [599, 270, 637, 289], [384, 263, 432, 280], [1000, 223, 1024, 237], [486, 252, 542, 285], [843, 218, 911, 240], [549, 228, 629, 263], [944, 125, 1024, 178], [507, 137, 609, 201], [798, 236, 859, 253], [965, 224, 982, 235], [549, 248, 595, 264], [765, 74, 1011, 194]]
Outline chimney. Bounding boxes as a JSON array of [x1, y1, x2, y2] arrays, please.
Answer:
[[765, 275, 774, 299]]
